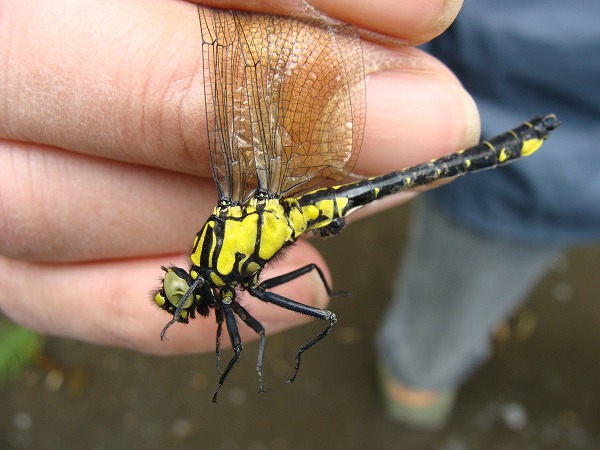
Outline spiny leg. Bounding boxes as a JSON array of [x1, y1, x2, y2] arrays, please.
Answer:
[[212, 301, 243, 403], [231, 302, 267, 393], [249, 287, 337, 383]]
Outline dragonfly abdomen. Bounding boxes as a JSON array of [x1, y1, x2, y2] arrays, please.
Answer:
[[294, 114, 559, 236]]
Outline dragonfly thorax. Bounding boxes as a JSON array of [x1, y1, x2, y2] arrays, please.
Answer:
[[191, 197, 308, 285]]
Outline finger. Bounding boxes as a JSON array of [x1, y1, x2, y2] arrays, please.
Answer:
[[1, 0, 476, 176], [197, 0, 463, 43], [0, 240, 331, 354], [1, 0, 208, 174], [0, 141, 214, 261]]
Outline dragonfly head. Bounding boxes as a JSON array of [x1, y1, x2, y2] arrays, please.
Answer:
[[154, 266, 203, 325]]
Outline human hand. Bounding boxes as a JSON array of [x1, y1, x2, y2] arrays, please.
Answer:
[[0, 0, 478, 354]]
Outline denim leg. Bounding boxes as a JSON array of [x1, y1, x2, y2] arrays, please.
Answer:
[[375, 198, 562, 390]]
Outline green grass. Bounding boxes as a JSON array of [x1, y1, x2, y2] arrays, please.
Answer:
[[0, 320, 45, 384]]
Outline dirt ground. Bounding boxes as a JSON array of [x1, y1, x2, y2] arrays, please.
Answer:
[[2, 202, 599, 450]]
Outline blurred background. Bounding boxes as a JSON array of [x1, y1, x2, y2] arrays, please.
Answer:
[[2, 202, 599, 450]]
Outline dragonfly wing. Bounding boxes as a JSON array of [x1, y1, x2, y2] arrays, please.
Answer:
[[199, 8, 366, 202]]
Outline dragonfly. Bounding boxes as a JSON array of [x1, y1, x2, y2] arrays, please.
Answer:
[[153, 6, 560, 402]]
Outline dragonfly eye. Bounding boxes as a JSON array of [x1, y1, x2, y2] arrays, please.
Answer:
[[154, 266, 195, 312]]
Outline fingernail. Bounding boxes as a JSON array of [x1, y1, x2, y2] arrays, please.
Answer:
[[437, 0, 464, 33], [306, 0, 463, 41]]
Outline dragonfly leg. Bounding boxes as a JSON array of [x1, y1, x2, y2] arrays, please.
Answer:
[[231, 301, 267, 393], [212, 301, 243, 403], [256, 263, 335, 296], [215, 306, 224, 376], [249, 287, 337, 383]]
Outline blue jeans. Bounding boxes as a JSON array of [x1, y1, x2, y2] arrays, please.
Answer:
[[376, 198, 562, 389]]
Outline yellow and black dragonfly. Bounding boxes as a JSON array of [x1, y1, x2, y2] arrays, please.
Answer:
[[153, 7, 559, 402]]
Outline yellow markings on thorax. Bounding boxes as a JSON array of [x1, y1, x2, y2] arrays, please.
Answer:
[[191, 222, 213, 267], [191, 198, 309, 279], [287, 203, 310, 237], [217, 206, 259, 276], [257, 200, 294, 261], [210, 271, 225, 287]]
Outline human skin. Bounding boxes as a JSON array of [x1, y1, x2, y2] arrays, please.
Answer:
[[0, 0, 478, 355]]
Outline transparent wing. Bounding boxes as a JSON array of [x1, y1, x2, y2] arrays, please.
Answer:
[[199, 8, 365, 203]]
